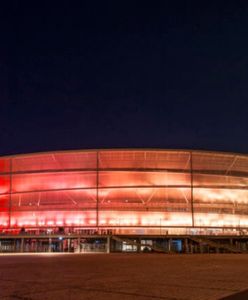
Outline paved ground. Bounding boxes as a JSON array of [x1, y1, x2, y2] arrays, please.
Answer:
[[0, 253, 248, 300]]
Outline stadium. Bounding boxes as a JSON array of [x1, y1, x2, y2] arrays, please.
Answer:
[[0, 149, 248, 253]]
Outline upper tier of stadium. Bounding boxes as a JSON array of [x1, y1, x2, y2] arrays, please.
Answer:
[[0, 149, 248, 234]]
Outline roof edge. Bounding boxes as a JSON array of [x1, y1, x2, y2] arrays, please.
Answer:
[[0, 148, 248, 159]]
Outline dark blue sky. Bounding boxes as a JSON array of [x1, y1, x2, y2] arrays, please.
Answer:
[[1, 1, 248, 156]]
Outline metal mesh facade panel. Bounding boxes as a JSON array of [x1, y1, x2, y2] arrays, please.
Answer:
[[0, 149, 247, 232]]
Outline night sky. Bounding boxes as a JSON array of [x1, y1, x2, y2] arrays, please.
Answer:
[[1, 1, 248, 156]]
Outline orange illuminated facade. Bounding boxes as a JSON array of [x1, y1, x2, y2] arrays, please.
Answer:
[[0, 149, 248, 235]]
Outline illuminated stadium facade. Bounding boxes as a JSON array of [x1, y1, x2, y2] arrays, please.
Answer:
[[0, 149, 248, 253]]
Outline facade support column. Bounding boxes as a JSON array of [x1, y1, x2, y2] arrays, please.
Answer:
[[8, 158, 13, 228], [21, 238, 24, 252], [189, 241, 194, 253], [106, 236, 110, 253], [78, 237, 81, 253], [168, 238, 172, 252], [184, 238, 189, 253], [137, 238, 141, 253], [190, 152, 194, 228], [96, 151, 99, 232], [48, 238, 52, 252]]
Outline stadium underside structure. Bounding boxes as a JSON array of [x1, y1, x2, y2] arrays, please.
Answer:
[[1, 149, 248, 253]]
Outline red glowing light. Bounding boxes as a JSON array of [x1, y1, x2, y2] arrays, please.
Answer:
[[0, 150, 247, 231]]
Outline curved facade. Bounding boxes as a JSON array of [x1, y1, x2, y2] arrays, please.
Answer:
[[0, 149, 248, 235]]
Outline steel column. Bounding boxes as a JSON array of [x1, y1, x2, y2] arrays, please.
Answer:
[[8, 158, 13, 228], [96, 151, 99, 229], [190, 152, 195, 227]]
